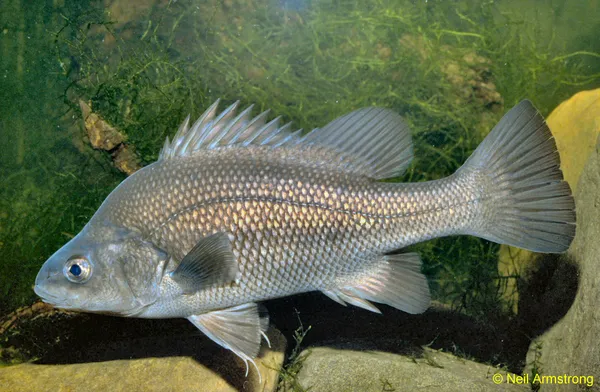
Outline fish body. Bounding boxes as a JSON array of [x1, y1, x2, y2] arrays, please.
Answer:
[[100, 145, 473, 318], [35, 100, 575, 371]]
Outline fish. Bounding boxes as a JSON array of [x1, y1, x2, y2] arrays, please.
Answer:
[[34, 99, 575, 376]]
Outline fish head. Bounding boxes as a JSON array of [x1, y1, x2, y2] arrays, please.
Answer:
[[34, 223, 167, 316]]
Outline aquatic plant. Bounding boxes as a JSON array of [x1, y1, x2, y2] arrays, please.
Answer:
[[528, 339, 544, 392], [276, 317, 312, 392]]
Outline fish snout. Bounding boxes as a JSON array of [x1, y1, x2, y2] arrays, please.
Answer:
[[35, 263, 60, 285], [33, 284, 57, 302], [33, 263, 62, 302]]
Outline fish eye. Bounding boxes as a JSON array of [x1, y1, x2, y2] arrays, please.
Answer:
[[63, 256, 92, 283]]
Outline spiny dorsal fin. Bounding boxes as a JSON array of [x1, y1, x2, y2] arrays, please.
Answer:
[[170, 232, 239, 294], [159, 100, 413, 179], [158, 99, 301, 160]]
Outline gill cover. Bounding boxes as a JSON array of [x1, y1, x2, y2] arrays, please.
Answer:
[[34, 224, 167, 315]]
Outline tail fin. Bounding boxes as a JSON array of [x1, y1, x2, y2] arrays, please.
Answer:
[[459, 100, 576, 253]]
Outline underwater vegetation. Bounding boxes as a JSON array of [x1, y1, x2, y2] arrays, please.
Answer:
[[0, 0, 599, 374]]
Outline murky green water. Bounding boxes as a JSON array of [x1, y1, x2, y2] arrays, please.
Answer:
[[0, 0, 598, 371]]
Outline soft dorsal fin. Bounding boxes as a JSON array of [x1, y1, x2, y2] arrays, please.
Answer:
[[303, 107, 413, 179], [159, 100, 413, 179]]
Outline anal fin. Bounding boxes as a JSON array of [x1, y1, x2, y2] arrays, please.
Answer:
[[322, 253, 430, 314]]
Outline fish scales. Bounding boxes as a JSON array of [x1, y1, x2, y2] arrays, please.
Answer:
[[35, 100, 575, 375], [91, 145, 478, 316]]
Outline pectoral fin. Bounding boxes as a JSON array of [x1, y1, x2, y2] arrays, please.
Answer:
[[322, 253, 431, 314], [170, 232, 239, 294], [188, 303, 270, 379]]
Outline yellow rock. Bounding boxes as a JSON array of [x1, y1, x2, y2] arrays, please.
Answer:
[[498, 89, 600, 313], [547, 89, 600, 192]]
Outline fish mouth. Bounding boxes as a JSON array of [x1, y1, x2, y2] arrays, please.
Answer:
[[33, 285, 73, 309]]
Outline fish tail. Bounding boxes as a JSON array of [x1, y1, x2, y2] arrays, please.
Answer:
[[458, 100, 576, 253]]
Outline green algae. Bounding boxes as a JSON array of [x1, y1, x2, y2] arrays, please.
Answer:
[[276, 317, 312, 392], [1, 0, 599, 335]]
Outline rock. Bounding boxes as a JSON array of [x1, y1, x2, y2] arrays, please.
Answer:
[[0, 326, 286, 392], [0, 302, 62, 336], [112, 144, 142, 176], [398, 34, 504, 118], [523, 133, 600, 391], [297, 343, 528, 391], [547, 89, 600, 192], [498, 88, 600, 312], [80, 100, 126, 151], [79, 100, 142, 175], [104, 0, 165, 30], [0, 304, 81, 366], [441, 51, 503, 112]]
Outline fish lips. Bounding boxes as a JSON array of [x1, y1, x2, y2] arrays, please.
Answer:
[[33, 283, 70, 308]]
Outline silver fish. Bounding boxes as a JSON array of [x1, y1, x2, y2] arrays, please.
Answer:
[[34, 99, 575, 374]]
